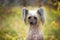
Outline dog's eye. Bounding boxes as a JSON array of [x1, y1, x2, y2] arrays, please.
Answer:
[[28, 17, 31, 19], [34, 17, 37, 19]]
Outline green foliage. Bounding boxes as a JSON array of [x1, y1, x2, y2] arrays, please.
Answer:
[[44, 8, 60, 40]]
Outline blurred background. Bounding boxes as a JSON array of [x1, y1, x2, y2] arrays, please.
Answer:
[[0, 0, 60, 40]]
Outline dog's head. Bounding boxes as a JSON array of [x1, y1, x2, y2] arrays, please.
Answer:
[[23, 7, 46, 26]]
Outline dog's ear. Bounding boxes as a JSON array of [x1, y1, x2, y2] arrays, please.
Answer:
[[22, 7, 28, 23], [37, 7, 46, 25]]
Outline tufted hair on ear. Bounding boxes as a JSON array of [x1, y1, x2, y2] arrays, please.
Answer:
[[37, 7, 46, 25], [22, 7, 28, 23]]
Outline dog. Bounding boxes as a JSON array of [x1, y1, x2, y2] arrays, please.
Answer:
[[22, 7, 46, 40]]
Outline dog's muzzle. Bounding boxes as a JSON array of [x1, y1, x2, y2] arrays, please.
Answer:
[[28, 16, 37, 25], [30, 20, 34, 25]]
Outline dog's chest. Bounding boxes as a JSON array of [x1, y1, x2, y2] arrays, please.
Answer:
[[31, 33, 40, 40], [27, 32, 43, 40]]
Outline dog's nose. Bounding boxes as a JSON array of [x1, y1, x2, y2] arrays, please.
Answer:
[[30, 22, 33, 25], [30, 19, 34, 25]]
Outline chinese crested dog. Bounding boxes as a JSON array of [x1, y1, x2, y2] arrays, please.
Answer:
[[23, 7, 46, 40]]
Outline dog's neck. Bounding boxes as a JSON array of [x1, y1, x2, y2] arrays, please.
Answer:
[[28, 24, 42, 34]]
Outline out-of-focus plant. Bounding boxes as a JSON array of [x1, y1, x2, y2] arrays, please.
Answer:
[[44, 7, 60, 40]]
